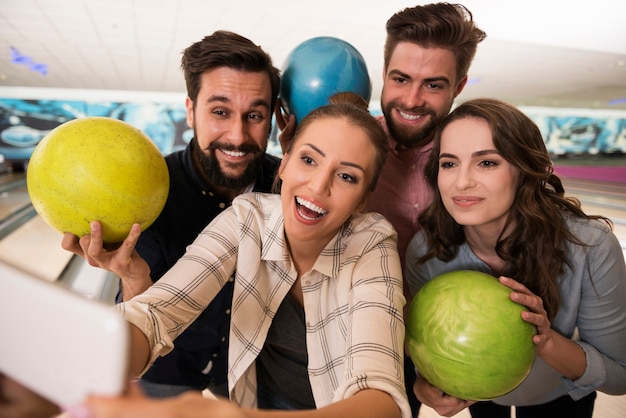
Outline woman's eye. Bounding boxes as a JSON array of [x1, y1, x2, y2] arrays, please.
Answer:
[[440, 161, 455, 169], [301, 156, 314, 165], [339, 173, 358, 184], [479, 160, 498, 168]]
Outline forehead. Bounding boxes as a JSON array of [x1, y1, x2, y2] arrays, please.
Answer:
[[197, 67, 272, 103], [387, 42, 458, 81], [294, 118, 376, 162], [441, 117, 494, 150]]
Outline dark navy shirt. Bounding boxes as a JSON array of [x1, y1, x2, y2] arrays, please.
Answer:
[[131, 139, 280, 391]]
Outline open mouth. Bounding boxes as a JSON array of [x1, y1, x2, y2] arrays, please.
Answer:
[[220, 148, 246, 158], [398, 110, 425, 121], [295, 196, 328, 221]]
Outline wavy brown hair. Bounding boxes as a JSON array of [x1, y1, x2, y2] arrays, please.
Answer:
[[417, 98, 612, 319]]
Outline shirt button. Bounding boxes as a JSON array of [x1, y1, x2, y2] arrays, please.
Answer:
[[225, 309, 231, 315], [212, 353, 218, 358], [219, 202, 226, 209], [209, 191, 214, 197], [411, 164, 416, 170], [414, 203, 419, 210], [221, 336, 226, 342]]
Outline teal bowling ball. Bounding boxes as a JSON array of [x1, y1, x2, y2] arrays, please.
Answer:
[[406, 270, 536, 401], [280, 36, 372, 124]]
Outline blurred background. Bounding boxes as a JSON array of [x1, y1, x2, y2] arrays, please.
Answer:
[[0, 1, 624, 416]]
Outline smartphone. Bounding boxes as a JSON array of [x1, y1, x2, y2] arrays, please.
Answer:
[[0, 260, 129, 407]]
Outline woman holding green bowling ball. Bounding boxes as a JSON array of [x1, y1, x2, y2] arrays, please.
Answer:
[[405, 98, 626, 418]]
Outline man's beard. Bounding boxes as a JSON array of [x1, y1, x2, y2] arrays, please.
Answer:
[[382, 102, 443, 148], [192, 137, 264, 190]]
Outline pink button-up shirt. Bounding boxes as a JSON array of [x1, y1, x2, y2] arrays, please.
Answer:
[[368, 116, 434, 299]]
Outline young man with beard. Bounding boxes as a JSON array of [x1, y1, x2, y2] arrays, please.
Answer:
[[115, 30, 281, 399], [368, 4, 486, 417], [0, 30, 282, 418]]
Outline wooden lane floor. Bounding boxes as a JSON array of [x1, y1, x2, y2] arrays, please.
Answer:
[[0, 172, 73, 282], [561, 177, 626, 255]]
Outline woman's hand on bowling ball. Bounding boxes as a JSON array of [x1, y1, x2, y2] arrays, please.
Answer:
[[274, 98, 296, 154], [499, 276, 554, 353], [61, 221, 152, 300], [412, 372, 474, 417]]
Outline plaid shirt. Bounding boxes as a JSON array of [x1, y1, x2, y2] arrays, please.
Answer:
[[120, 193, 411, 417]]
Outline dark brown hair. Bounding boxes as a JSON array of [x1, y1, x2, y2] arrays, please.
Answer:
[[384, 3, 486, 83], [418, 98, 611, 319], [180, 30, 281, 114]]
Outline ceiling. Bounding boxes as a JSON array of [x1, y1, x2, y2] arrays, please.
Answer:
[[1, 0, 626, 111]]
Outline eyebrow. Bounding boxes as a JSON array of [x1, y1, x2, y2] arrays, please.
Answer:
[[439, 149, 500, 159], [302, 143, 366, 172], [205, 95, 270, 110], [388, 69, 450, 86]]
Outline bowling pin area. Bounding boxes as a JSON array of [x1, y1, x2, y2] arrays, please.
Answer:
[[1, 165, 625, 417]]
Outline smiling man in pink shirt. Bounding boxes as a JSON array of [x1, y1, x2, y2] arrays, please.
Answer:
[[367, 4, 486, 417]]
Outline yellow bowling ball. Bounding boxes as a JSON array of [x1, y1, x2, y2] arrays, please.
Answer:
[[27, 117, 169, 243]]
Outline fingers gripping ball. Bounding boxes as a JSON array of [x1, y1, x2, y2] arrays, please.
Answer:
[[27, 117, 169, 243], [280, 36, 372, 124], [406, 270, 536, 401]]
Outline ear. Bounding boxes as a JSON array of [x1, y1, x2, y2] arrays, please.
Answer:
[[185, 97, 194, 128], [354, 192, 369, 213], [454, 75, 469, 98], [278, 153, 289, 178]]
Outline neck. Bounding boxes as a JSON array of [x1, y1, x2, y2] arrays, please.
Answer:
[[287, 238, 321, 277], [464, 225, 507, 276]]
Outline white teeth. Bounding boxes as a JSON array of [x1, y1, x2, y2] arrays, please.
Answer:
[[296, 197, 328, 215], [399, 111, 423, 121], [222, 149, 246, 157]]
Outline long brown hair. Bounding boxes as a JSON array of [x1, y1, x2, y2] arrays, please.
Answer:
[[418, 98, 612, 319]]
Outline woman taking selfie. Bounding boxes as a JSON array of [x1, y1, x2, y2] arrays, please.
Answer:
[[61, 92, 411, 418]]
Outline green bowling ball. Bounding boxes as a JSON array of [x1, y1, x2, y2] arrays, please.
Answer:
[[406, 270, 536, 401]]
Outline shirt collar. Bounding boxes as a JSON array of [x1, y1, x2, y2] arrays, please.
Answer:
[[260, 197, 347, 279], [376, 114, 434, 158]]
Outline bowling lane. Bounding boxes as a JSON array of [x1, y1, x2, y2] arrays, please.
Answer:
[[0, 172, 118, 301], [561, 177, 626, 257]]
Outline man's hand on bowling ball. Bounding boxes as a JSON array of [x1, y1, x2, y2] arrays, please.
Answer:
[[62, 221, 152, 300]]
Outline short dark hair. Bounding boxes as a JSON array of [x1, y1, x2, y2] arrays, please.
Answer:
[[384, 3, 486, 83], [181, 30, 281, 113]]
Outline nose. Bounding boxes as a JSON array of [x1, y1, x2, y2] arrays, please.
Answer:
[[308, 169, 332, 196], [455, 165, 476, 190], [402, 84, 426, 109], [226, 117, 246, 146]]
